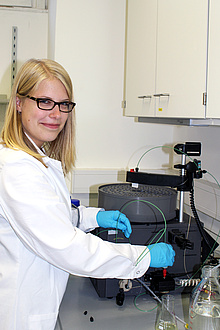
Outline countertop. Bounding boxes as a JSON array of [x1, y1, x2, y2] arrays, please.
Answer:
[[55, 275, 190, 330]]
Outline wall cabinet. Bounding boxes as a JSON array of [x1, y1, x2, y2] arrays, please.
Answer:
[[125, 0, 210, 119], [206, 0, 220, 118]]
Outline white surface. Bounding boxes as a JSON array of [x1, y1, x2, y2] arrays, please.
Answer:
[[71, 169, 126, 194], [125, 0, 157, 117], [206, 0, 220, 118], [54, 0, 174, 169], [55, 275, 189, 330], [125, 0, 208, 119], [0, 0, 31, 6]]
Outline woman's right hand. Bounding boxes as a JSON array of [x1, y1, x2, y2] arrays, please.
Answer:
[[147, 243, 175, 268]]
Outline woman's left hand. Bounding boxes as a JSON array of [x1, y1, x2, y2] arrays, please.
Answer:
[[97, 210, 132, 238]]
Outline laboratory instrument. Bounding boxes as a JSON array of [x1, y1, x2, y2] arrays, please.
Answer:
[[91, 142, 218, 306]]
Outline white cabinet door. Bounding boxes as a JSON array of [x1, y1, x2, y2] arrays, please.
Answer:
[[156, 0, 208, 118], [125, 0, 157, 117], [125, 0, 208, 119], [206, 0, 220, 118]]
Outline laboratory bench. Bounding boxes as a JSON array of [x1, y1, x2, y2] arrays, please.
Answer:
[[55, 275, 190, 330]]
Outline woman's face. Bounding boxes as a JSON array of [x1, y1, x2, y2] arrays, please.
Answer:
[[16, 78, 69, 148]]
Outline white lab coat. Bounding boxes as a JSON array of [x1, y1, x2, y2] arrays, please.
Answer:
[[0, 143, 150, 330]]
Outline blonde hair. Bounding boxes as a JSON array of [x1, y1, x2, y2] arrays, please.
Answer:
[[1, 58, 76, 175]]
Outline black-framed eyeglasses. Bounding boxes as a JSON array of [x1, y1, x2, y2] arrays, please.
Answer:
[[26, 95, 76, 113]]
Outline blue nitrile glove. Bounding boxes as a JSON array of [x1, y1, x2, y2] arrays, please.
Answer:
[[97, 210, 132, 238], [148, 243, 175, 268]]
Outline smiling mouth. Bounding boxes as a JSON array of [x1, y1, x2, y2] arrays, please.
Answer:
[[42, 123, 60, 129]]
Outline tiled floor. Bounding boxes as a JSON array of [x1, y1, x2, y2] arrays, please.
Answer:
[[55, 275, 189, 330]]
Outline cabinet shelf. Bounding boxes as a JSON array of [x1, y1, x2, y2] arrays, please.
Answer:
[[138, 117, 220, 127]]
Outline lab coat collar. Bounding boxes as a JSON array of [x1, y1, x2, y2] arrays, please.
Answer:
[[24, 133, 47, 157], [24, 133, 62, 169]]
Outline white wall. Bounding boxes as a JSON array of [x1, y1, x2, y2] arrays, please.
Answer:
[[53, 0, 174, 171], [173, 126, 220, 185]]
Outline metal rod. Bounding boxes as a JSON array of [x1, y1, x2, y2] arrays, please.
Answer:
[[179, 154, 186, 223]]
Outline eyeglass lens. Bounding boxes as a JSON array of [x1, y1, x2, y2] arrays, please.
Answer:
[[38, 99, 73, 112]]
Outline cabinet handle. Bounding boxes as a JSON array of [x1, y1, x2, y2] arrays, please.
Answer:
[[138, 95, 152, 99], [153, 93, 170, 97]]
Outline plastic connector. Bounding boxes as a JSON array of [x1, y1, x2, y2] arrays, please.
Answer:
[[168, 229, 194, 250]]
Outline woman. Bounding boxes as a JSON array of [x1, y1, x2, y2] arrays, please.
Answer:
[[0, 59, 175, 329]]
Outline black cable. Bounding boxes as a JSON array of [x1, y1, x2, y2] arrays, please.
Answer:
[[189, 186, 218, 259]]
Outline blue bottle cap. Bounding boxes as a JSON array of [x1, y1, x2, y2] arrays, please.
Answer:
[[71, 198, 80, 207]]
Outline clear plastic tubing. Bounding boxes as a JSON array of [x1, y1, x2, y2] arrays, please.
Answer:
[[189, 265, 220, 330]]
